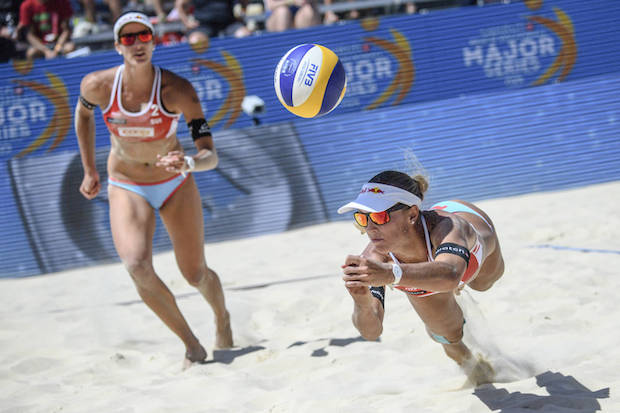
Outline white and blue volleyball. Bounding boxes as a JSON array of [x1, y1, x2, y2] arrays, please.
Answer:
[[274, 44, 347, 118]]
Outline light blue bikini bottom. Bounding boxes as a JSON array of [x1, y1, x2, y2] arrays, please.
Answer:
[[108, 173, 188, 209], [427, 319, 466, 345], [431, 200, 493, 231]]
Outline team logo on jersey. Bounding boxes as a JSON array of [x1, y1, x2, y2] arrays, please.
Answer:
[[106, 117, 126, 124], [117, 126, 154, 138]]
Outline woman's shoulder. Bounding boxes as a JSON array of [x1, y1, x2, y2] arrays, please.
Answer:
[[159, 68, 192, 88], [159, 68, 196, 100], [425, 209, 472, 243], [159, 68, 198, 112], [424, 211, 475, 248], [81, 66, 119, 89], [80, 66, 119, 104]]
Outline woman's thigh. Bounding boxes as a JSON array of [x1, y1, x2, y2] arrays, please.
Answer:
[[457, 201, 505, 285], [159, 176, 207, 273], [408, 293, 465, 340], [108, 184, 157, 263]]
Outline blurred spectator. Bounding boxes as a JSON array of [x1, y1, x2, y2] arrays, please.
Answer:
[[413, 0, 477, 13], [77, 0, 123, 24], [172, 0, 251, 44], [0, 0, 19, 28], [0, 0, 22, 62], [264, 0, 320, 32], [124, 0, 168, 23], [322, 0, 383, 24], [19, 0, 76, 60], [72, 0, 122, 38], [0, 34, 17, 62]]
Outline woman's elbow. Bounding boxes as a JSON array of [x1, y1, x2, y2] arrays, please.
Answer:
[[439, 267, 462, 292]]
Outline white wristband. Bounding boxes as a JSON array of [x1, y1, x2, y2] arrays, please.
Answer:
[[181, 156, 195, 177], [392, 263, 403, 285], [184, 155, 195, 171], [388, 252, 403, 285]]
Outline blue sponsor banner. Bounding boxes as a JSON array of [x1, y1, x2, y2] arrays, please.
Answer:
[[298, 72, 620, 220], [1, 0, 619, 157], [0, 0, 619, 277]]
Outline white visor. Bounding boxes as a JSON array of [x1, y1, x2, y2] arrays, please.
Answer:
[[114, 12, 155, 42], [337, 183, 422, 214]]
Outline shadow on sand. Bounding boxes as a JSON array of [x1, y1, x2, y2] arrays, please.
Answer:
[[204, 345, 266, 365], [288, 336, 369, 357], [474, 371, 609, 412]]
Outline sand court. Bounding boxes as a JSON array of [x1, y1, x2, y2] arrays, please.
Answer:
[[1, 181, 618, 412]]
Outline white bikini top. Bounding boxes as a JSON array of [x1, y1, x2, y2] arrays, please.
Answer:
[[389, 214, 434, 266]]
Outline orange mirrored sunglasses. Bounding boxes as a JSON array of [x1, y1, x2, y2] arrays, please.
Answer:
[[353, 204, 409, 227], [119, 30, 153, 46]]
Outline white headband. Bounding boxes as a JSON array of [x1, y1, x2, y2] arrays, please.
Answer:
[[337, 183, 422, 214], [114, 12, 155, 42]]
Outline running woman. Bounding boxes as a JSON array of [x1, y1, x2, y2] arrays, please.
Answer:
[[74, 11, 233, 367]]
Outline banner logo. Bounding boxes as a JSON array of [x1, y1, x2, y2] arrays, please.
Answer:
[[363, 28, 415, 110], [191, 51, 245, 128], [462, 3, 576, 87], [7, 71, 70, 158], [336, 21, 415, 110], [527, 7, 576, 85]]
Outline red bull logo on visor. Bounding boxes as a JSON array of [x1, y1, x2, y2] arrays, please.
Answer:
[[360, 187, 384, 194]]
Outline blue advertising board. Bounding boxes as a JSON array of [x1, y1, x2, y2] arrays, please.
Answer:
[[1, 0, 619, 277]]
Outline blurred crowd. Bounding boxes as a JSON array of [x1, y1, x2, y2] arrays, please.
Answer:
[[0, 0, 513, 63]]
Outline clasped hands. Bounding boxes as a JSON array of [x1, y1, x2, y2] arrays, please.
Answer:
[[341, 255, 394, 288], [156, 151, 192, 174]]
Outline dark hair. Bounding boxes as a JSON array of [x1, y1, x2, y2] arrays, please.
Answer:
[[369, 170, 428, 200]]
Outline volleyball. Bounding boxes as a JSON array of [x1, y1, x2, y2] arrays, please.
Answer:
[[274, 44, 347, 118]]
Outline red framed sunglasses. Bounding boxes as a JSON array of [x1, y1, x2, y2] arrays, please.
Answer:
[[119, 30, 153, 46], [354, 204, 409, 227]]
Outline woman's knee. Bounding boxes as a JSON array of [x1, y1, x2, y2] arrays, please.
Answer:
[[182, 266, 210, 287], [267, 6, 293, 31], [426, 321, 464, 345], [295, 5, 320, 28], [123, 258, 155, 285], [63, 42, 75, 54], [26, 47, 39, 59], [188, 31, 208, 45], [470, 251, 504, 291]]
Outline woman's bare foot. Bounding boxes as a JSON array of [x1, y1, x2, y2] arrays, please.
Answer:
[[462, 354, 495, 386], [183, 344, 207, 370], [215, 311, 233, 349]]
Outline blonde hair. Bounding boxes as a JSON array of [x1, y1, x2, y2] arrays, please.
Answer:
[[369, 150, 429, 202], [403, 149, 429, 198]]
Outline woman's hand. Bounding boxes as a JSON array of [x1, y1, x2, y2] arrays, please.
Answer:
[[79, 170, 101, 200], [342, 255, 393, 287], [156, 151, 189, 174], [342, 258, 385, 340]]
